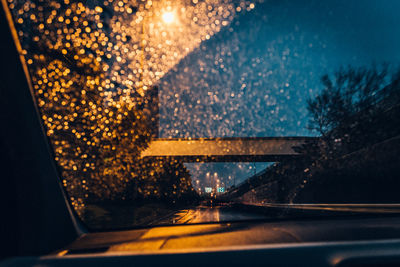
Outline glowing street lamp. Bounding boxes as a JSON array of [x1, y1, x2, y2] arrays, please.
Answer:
[[162, 11, 175, 24]]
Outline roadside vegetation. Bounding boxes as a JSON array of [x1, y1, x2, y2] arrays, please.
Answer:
[[231, 65, 400, 204]]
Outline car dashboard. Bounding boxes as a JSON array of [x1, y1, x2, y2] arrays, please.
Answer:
[[4, 215, 400, 266]]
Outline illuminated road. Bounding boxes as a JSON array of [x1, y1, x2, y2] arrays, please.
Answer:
[[156, 205, 268, 225], [152, 203, 400, 226]]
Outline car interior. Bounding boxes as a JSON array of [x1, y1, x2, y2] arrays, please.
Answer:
[[1, 0, 400, 266]]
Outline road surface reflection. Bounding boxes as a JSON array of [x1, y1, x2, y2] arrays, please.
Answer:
[[151, 203, 400, 226], [155, 205, 268, 225]]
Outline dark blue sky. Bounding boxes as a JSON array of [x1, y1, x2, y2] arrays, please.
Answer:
[[158, 0, 400, 138], [155, 0, 400, 187]]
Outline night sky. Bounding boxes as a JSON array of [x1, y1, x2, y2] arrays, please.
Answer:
[[159, 0, 400, 138], [157, 0, 400, 189]]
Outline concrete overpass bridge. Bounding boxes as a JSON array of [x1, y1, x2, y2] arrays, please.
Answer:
[[140, 137, 318, 162], [138, 86, 318, 162]]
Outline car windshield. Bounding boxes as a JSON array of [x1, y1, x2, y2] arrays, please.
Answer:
[[7, 0, 400, 230]]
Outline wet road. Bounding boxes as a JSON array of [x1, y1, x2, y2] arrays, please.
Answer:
[[152, 203, 400, 225], [159, 205, 268, 224]]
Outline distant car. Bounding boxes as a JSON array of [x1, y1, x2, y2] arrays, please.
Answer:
[[206, 199, 214, 207]]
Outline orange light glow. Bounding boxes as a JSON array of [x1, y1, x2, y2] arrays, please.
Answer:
[[161, 11, 175, 24]]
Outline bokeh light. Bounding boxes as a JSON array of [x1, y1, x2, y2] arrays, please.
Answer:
[[162, 11, 175, 24], [7, 0, 256, 215]]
